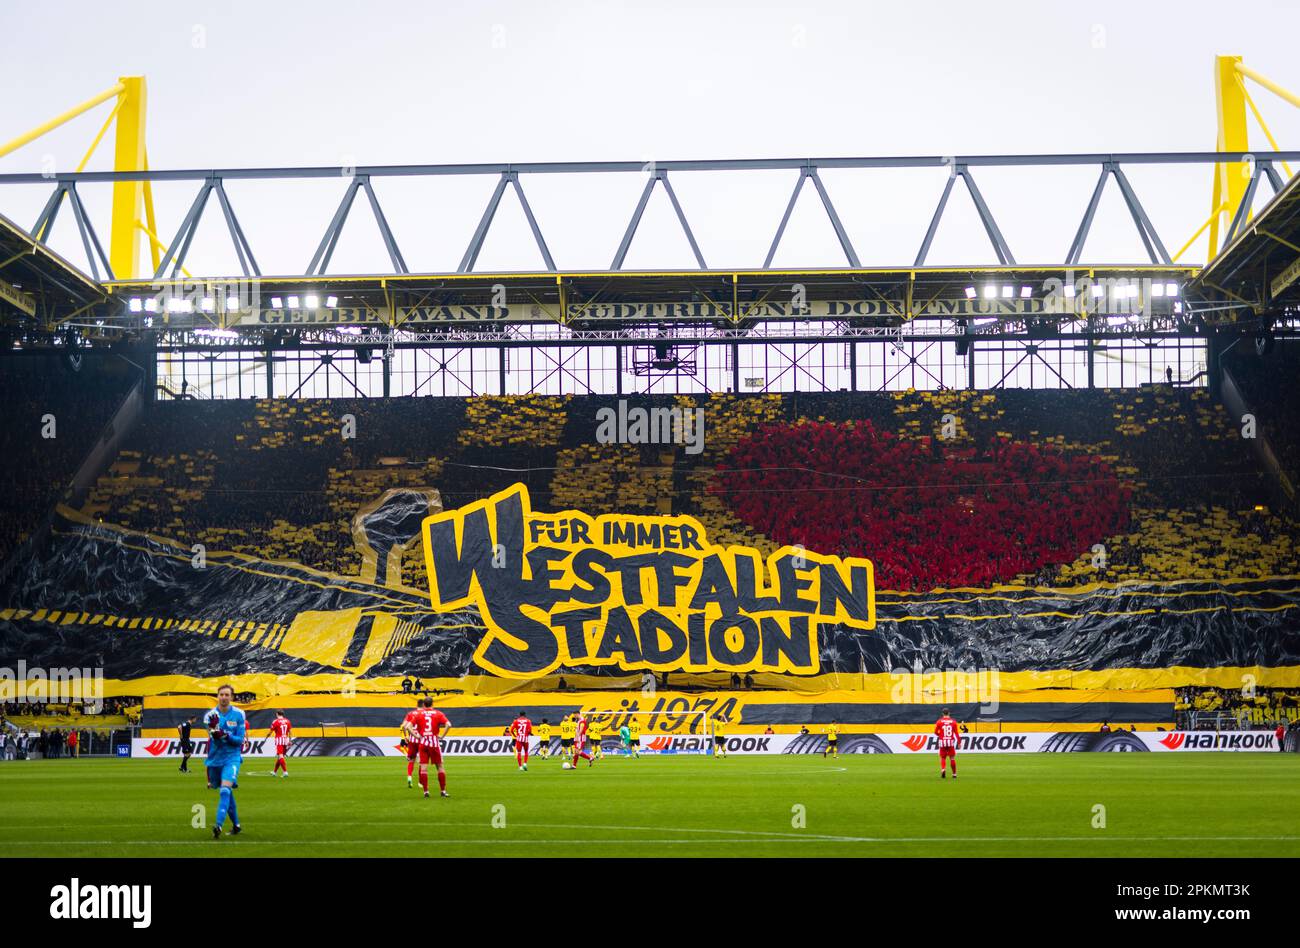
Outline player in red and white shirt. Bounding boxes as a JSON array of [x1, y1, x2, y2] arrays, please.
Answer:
[[934, 708, 960, 779], [269, 710, 293, 777], [509, 711, 533, 772], [568, 712, 594, 769], [400, 701, 424, 788], [413, 696, 452, 798]]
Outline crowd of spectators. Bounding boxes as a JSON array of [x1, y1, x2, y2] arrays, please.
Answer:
[[703, 386, 1294, 589], [0, 724, 103, 760], [713, 417, 1130, 590], [26, 382, 1297, 596], [1173, 686, 1300, 730], [1, 698, 139, 721], [79, 395, 555, 585]]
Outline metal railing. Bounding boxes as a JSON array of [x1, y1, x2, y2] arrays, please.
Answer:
[[1185, 709, 1297, 731]]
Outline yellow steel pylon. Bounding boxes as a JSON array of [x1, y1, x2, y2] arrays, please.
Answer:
[[0, 76, 150, 280], [109, 77, 148, 280], [1209, 55, 1300, 258]]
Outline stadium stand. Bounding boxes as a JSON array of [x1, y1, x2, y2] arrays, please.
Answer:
[[0, 353, 138, 570], [69, 386, 1297, 594], [79, 395, 561, 586], [695, 387, 1294, 588], [1174, 686, 1300, 730], [1223, 341, 1300, 485]]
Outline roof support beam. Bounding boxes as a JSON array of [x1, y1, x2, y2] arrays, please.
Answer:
[[1112, 165, 1172, 265], [914, 166, 1014, 266], [961, 167, 1015, 266], [659, 173, 707, 269], [1065, 167, 1110, 266], [764, 166, 860, 268], [307, 175, 410, 277], [808, 168, 860, 268], [30, 181, 115, 280], [1224, 163, 1263, 245], [610, 169, 709, 270], [914, 174, 957, 267], [611, 174, 658, 270], [510, 174, 556, 271], [459, 173, 510, 273], [213, 179, 260, 278], [66, 182, 114, 282]]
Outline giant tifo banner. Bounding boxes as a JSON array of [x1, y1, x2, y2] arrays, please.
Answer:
[[129, 730, 1285, 759], [1, 488, 1299, 697], [419, 484, 875, 677]]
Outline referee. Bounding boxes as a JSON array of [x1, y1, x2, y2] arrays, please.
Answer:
[[178, 716, 197, 773]]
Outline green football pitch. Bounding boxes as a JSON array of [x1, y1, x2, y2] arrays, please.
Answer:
[[2, 753, 1297, 857]]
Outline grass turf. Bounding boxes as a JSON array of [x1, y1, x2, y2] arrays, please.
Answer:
[[1, 753, 1297, 857]]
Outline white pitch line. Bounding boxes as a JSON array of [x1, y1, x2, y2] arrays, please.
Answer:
[[0, 821, 864, 843], [2, 827, 1300, 842], [3, 835, 1299, 847], [0, 839, 851, 846], [0, 818, 883, 844], [512, 820, 869, 842]]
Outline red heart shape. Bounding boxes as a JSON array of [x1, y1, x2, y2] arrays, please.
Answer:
[[712, 421, 1129, 591]]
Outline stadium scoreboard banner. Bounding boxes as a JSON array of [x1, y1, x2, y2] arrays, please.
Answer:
[[129, 729, 1281, 758]]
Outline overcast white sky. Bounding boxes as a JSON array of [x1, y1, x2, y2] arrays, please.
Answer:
[[2, 0, 1299, 277]]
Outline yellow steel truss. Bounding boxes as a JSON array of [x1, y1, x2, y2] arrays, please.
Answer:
[[1210, 55, 1300, 258], [0, 76, 150, 280], [109, 77, 147, 280]]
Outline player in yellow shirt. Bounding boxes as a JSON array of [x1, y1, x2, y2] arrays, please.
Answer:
[[588, 718, 606, 759], [712, 716, 728, 758], [558, 715, 577, 764], [823, 721, 840, 758], [535, 718, 553, 759]]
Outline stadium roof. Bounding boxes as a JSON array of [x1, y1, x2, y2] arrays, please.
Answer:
[[0, 209, 108, 327], [1193, 170, 1300, 313]]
